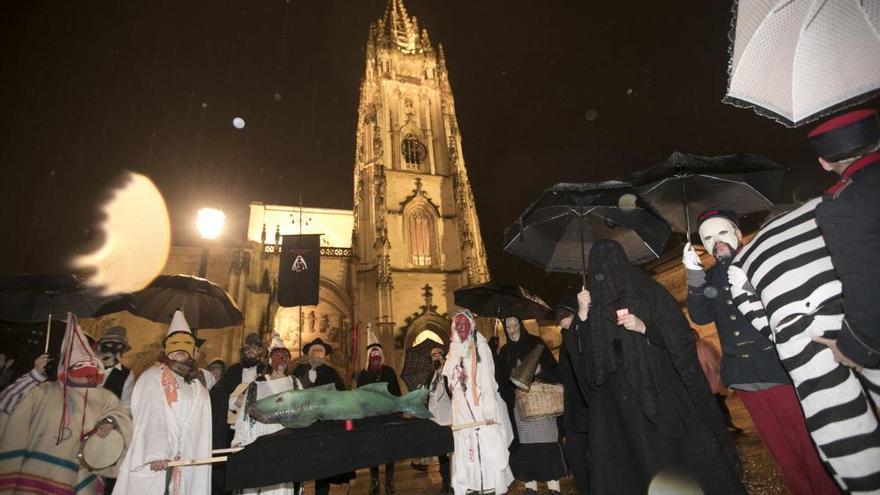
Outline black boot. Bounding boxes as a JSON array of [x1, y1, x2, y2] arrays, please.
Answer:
[[369, 466, 381, 495], [385, 462, 396, 494]]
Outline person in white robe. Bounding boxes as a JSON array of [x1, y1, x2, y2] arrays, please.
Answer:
[[232, 333, 302, 495], [113, 310, 212, 495], [442, 310, 513, 495]]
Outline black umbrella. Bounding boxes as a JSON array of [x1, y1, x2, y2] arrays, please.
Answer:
[[400, 338, 444, 391], [133, 274, 243, 330], [0, 274, 134, 352], [454, 282, 550, 320], [503, 181, 671, 284], [627, 152, 785, 233]]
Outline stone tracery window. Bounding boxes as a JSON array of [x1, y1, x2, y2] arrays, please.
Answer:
[[401, 134, 427, 170], [407, 205, 435, 267]]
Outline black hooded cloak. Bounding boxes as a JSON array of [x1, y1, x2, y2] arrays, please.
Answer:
[[574, 240, 744, 495], [496, 317, 567, 482]]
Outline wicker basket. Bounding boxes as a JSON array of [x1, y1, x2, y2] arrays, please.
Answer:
[[515, 382, 563, 421]]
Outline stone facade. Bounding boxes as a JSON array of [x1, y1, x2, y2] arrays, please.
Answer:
[[89, 0, 492, 382], [351, 0, 490, 371]]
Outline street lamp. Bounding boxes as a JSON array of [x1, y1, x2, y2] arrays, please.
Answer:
[[196, 207, 225, 278]]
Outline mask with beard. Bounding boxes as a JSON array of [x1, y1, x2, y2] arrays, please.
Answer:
[[159, 353, 200, 383], [308, 356, 324, 369], [239, 344, 264, 369], [367, 346, 383, 372], [698, 217, 741, 260]]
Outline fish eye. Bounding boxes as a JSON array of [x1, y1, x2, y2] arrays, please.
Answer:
[[275, 397, 283, 403]]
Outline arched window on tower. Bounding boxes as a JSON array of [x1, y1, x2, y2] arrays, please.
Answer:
[[406, 204, 436, 267], [401, 134, 427, 171]]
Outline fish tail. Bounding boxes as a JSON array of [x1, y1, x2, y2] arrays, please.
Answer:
[[398, 388, 432, 419]]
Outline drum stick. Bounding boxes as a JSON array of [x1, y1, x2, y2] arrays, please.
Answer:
[[44, 315, 52, 353], [451, 420, 494, 431], [167, 456, 228, 467], [211, 447, 243, 455]]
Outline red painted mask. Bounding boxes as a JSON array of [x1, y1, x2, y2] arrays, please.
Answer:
[[454, 314, 472, 342]]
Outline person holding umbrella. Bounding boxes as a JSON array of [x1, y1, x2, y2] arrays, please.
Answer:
[[496, 317, 565, 495], [569, 240, 745, 495], [810, 109, 880, 369], [685, 209, 840, 494], [0, 314, 132, 494], [553, 293, 590, 495]]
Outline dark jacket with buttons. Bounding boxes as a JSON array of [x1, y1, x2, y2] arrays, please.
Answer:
[[687, 260, 790, 388], [815, 153, 880, 367]]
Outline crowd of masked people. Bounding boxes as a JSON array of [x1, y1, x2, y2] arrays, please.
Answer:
[[0, 109, 878, 495]]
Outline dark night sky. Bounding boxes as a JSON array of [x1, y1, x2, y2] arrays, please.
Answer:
[[0, 1, 855, 302]]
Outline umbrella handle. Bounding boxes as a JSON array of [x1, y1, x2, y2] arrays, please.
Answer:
[[44, 314, 52, 354], [680, 176, 691, 234]]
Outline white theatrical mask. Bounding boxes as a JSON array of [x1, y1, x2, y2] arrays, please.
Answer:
[[698, 217, 741, 259], [73, 172, 171, 295]]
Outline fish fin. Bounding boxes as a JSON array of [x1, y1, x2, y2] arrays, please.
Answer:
[[398, 388, 432, 419], [359, 382, 391, 394]]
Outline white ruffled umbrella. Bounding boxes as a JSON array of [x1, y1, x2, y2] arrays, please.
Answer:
[[724, 0, 880, 127]]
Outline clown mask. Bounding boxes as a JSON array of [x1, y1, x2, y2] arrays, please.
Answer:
[[368, 346, 383, 371], [65, 360, 104, 386], [454, 313, 473, 343], [698, 217, 742, 260]]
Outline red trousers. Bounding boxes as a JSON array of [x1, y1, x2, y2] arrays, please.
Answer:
[[738, 384, 841, 495]]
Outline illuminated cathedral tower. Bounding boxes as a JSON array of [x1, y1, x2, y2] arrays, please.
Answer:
[[352, 0, 490, 370]]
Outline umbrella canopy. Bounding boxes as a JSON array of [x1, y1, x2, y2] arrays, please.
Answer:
[[133, 274, 242, 330], [454, 282, 550, 320], [0, 273, 134, 323], [628, 152, 785, 233], [724, 0, 880, 127], [400, 337, 444, 391], [503, 181, 671, 277]]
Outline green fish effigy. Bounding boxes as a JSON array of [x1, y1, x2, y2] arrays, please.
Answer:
[[248, 382, 432, 428]]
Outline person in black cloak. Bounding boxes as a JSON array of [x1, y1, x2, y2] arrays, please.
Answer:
[[568, 239, 745, 495], [496, 316, 566, 495]]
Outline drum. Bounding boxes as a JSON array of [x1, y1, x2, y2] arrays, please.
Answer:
[[78, 428, 125, 471]]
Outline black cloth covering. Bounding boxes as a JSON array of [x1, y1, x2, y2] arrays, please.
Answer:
[[103, 365, 130, 399], [356, 365, 402, 397], [559, 326, 589, 493], [564, 240, 745, 495], [225, 415, 454, 489], [210, 362, 264, 495], [816, 154, 880, 367]]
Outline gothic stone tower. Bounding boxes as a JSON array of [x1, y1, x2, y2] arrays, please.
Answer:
[[352, 0, 490, 372]]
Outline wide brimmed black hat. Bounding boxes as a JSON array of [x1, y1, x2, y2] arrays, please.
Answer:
[[554, 293, 579, 316], [302, 337, 333, 355]]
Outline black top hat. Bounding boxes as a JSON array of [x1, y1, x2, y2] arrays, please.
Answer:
[[302, 337, 333, 356]]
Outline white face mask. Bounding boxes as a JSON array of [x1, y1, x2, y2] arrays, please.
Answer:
[[504, 317, 521, 342], [698, 217, 741, 259]]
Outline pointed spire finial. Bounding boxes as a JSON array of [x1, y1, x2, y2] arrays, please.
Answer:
[[383, 0, 420, 54]]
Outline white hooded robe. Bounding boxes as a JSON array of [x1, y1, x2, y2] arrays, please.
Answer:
[[443, 327, 514, 495], [113, 363, 212, 495]]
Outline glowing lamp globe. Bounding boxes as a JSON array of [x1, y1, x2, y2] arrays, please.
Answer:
[[197, 208, 226, 240]]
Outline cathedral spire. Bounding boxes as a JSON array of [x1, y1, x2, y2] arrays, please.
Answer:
[[383, 0, 420, 54]]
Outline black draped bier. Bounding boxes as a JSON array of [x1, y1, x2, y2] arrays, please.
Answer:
[[226, 415, 454, 489]]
